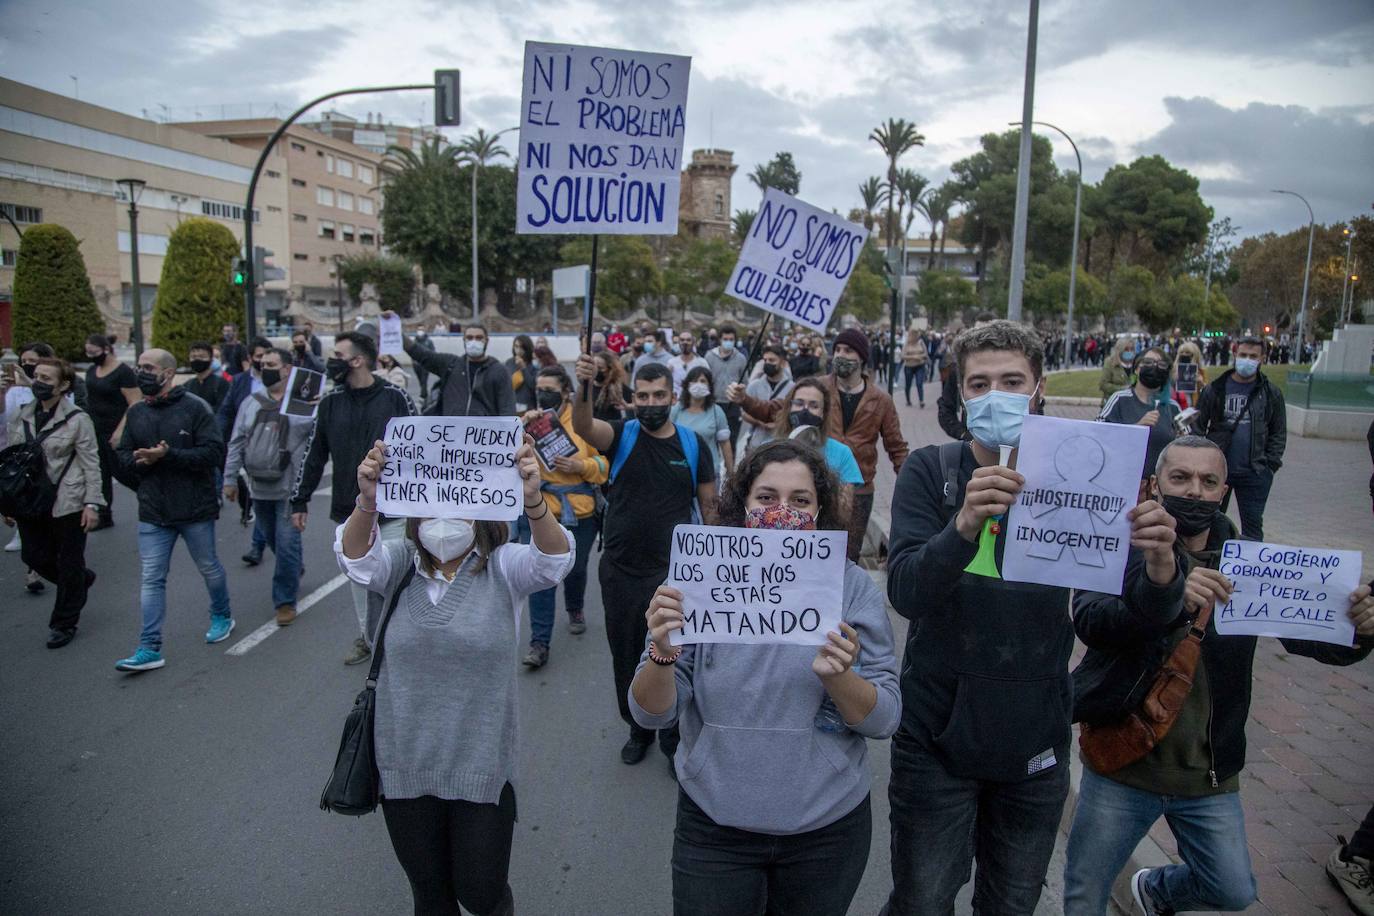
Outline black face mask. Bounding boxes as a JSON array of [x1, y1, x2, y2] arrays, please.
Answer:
[[189, 359, 212, 374], [1138, 365, 1169, 389], [250, 359, 263, 373], [594, 372, 607, 386], [1161, 494, 1221, 538], [259, 368, 282, 388], [20, 363, 37, 380], [31, 381, 57, 402], [325, 357, 351, 383], [832, 357, 859, 378], [535, 389, 563, 411], [293, 344, 306, 354], [637, 404, 671, 431], [763, 362, 780, 378], [136, 369, 165, 397], [790, 409, 822, 429]]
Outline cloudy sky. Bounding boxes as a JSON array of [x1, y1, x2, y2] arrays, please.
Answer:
[[3, 0, 1371, 241]]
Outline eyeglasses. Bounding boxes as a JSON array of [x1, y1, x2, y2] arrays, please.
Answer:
[[1137, 359, 1168, 369]]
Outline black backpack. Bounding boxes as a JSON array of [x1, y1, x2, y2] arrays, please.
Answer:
[[0, 412, 79, 519]]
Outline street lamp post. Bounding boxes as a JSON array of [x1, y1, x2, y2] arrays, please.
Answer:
[[332, 254, 346, 333], [1011, 120, 1079, 367], [1340, 227, 1355, 326], [117, 178, 147, 356], [1006, 0, 1040, 322], [1272, 190, 1314, 360], [469, 125, 520, 320]]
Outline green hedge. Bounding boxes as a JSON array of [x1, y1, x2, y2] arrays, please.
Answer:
[[151, 217, 242, 361], [340, 253, 417, 317], [11, 223, 104, 361]]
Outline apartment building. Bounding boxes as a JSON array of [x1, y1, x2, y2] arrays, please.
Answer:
[[303, 110, 440, 156], [0, 77, 290, 346]]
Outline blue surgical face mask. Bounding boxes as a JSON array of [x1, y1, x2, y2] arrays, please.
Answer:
[[642, 341, 655, 354], [1122, 350, 1136, 364], [1234, 357, 1259, 378], [963, 389, 1033, 450], [721, 339, 735, 352]]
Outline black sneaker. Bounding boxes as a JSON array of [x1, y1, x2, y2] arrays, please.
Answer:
[[620, 736, 651, 765], [25, 570, 45, 593], [567, 611, 587, 635], [241, 546, 263, 567], [47, 627, 76, 649], [521, 643, 549, 669]]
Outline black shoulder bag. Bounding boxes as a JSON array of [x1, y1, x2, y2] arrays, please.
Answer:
[[0, 412, 79, 519], [320, 564, 417, 816]]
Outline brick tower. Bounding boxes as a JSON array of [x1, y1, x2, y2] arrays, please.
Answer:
[[678, 149, 736, 241]]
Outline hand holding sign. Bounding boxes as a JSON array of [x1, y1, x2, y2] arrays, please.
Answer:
[[812, 622, 861, 679], [356, 439, 386, 510], [379, 314, 404, 356], [1127, 499, 1177, 584], [646, 584, 686, 656]]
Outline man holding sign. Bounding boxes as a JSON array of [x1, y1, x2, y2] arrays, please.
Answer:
[[628, 440, 899, 915], [1066, 436, 1373, 915]]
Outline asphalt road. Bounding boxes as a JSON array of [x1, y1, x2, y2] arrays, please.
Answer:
[[1, 474, 1065, 915]]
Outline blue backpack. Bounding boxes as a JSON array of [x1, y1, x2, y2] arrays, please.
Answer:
[[609, 420, 703, 524]]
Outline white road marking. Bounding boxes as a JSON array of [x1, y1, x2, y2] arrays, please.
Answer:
[[224, 573, 349, 656]]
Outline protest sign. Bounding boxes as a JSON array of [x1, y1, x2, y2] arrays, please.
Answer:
[[1001, 415, 1148, 595], [283, 366, 324, 419], [378, 314, 404, 356], [1215, 541, 1361, 646], [516, 41, 691, 235], [725, 188, 867, 332], [667, 524, 847, 647], [525, 409, 579, 471], [1176, 361, 1198, 394], [376, 416, 523, 521]]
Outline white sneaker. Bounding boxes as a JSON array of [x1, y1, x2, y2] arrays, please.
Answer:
[[4, 531, 20, 552], [1131, 868, 1163, 915], [1328, 840, 1374, 916]]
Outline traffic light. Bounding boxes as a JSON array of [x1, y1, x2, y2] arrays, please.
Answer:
[[231, 257, 246, 288], [1263, 324, 1272, 334], [253, 246, 286, 281], [434, 69, 461, 127]]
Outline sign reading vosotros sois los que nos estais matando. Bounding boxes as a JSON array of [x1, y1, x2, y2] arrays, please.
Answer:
[[517, 42, 690, 235], [726, 188, 868, 331], [667, 524, 847, 647], [376, 416, 523, 522]]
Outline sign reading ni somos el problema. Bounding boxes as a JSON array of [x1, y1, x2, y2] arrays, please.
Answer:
[[516, 41, 691, 235]]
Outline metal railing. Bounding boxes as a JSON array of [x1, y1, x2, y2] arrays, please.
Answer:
[[1287, 371, 1374, 412]]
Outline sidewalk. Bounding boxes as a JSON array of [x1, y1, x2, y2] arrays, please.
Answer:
[[868, 374, 1374, 915]]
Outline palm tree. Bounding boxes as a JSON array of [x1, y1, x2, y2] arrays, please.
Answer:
[[384, 136, 463, 175], [732, 209, 757, 243], [868, 118, 925, 250], [923, 181, 960, 270], [457, 128, 511, 166], [858, 176, 884, 233], [748, 162, 780, 195]]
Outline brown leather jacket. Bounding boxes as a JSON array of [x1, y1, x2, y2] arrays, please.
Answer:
[[740, 374, 909, 495]]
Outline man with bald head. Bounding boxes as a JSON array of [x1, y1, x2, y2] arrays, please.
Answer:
[[112, 347, 235, 672]]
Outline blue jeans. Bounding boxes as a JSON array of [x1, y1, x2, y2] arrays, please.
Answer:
[[137, 520, 232, 651], [1223, 467, 1274, 541], [516, 514, 598, 647], [254, 498, 302, 607], [881, 728, 1069, 915], [1064, 768, 1257, 914]]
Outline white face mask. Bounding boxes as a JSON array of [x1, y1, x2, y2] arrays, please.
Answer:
[[465, 339, 486, 359], [417, 518, 475, 563], [688, 382, 711, 400]]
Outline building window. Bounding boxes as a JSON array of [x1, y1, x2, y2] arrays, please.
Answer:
[[358, 164, 374, 185], [290, 142, 306, 152], [1, 248, 16, 267], [359, 230, 375, 246], [337, 191, 353, 211], [325, 153, 335, 173], [291, 178, 306, 187], [318, 219, 335, 240], [337, 159, 353, 179], [265, 169, 281, 178], [714, 193, 724, 216], [293, 253, 308, 261], [200, 199, 260, 222], [308, 299, 327, 308], [358, 196, 374, 216], [1, 203, 43, 223], [292, 213, 307, 222], [342, 223, 355, 243], [266, 205, 282, 212], [316, 186, 334, 207]]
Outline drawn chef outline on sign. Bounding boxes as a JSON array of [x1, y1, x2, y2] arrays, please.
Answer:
[[1023, 434, 1126, 567]]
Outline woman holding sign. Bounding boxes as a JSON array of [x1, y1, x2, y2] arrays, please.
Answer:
[[335, 435, 573, 916], [628, 440, 901, 916]]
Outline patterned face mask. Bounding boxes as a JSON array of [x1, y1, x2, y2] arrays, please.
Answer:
[[744, 504, 816, 531]]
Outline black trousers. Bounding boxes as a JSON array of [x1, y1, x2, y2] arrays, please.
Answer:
[[847, 492, 874, 563], [722, 402, 743, 450], [380, 785, 516, 916], [1349, 805, 1374, 860], [599, 557, 679, 753], [18, 511, 90, 630], [93, 425, 117, 513]]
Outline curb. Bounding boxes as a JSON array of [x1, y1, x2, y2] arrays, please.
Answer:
[[1045, 395, 1103, 406]]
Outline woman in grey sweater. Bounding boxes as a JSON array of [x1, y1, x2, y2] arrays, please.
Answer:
[[629, 439, 901, 916], [337, 435, 573, 916]]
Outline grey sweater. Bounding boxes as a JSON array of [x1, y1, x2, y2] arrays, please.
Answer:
[[222, 391, 315, 501], [630, 562, 901, 835], [338, 523, 574, 803]]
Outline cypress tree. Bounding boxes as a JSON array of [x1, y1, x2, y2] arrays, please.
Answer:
[[11, 223, 104, 360], [151, 217, 241, 362]]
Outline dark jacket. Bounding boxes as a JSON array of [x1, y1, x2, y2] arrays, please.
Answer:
[[1193, 369, 1287, 473], [405, 340, 515, 417], [887, 442, 1074, 782], [114, 387, 224, 527], [179, 372, 230, 413], [936, 369, 968, 441], [291, 349, 324, 373], [217, 371, 258, 442], [289, 377, 416, 522], [1072, 514, 1372, 785]]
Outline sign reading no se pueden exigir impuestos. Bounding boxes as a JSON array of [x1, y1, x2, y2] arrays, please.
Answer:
[[376, 416, 523, 522]]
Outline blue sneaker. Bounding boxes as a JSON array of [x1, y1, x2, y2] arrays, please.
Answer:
[[115, 647, 165, 672], [205, 616, 236, 644]]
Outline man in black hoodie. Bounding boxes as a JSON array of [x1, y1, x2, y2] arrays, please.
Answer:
[[394, 318, 515, 417], [112, 349, 233, 673], [290, 332, 415, 665], [1064, 436, 1373, 915], [882, 321, 1173, 915]]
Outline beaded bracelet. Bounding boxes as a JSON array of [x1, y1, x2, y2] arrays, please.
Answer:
[[648, 643, 683, 666]]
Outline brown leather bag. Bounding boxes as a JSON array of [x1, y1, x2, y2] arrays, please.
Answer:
[[1079, 603, 1212, 774]]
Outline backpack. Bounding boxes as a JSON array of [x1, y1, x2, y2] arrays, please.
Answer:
[[609, 420, 702, 524], [0, 412, 79, 519], [242, 393, 292, 481]]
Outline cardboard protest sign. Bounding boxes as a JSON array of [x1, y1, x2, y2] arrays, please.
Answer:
[[283, 366, 324, 418], [1215, 541, 1361, 646], [525, 409, 579, 471], [1001, 415, 1148, 595], [516, 41, 691, 235], [378, 314, 404, 356], [1176, 361, 1198, 394], [376, 416, 523, 521], [725, 188, 867, 332], [667, 524, 847, 647]]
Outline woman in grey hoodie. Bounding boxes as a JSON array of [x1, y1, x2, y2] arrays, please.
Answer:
[[630, 439, 901, 916]]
